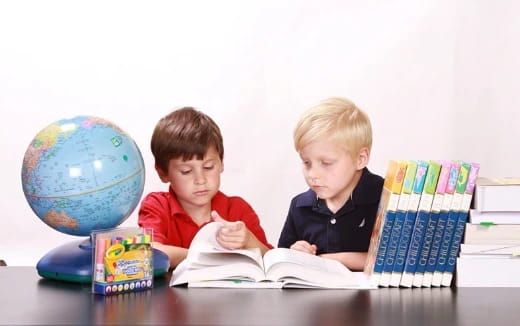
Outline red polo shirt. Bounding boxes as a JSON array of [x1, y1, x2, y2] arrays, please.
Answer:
[[138, 188, 273, 249]]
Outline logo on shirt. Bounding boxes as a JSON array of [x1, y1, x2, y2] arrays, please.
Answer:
[[358, 218, 366, 228]]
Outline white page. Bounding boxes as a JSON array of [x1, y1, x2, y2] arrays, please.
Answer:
[[262, 248, 359, 287]]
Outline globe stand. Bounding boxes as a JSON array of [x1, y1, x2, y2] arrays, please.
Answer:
[[37, 237, 170, 283]]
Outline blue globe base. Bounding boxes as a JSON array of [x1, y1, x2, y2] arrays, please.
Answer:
[[36, 239, 170, 283]]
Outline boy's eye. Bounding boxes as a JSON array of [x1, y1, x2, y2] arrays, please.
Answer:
[[204, 165, 215, 170], [180, 170, 192, 175], [321, 161, 333, 166]]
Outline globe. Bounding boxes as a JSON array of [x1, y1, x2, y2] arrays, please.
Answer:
[[21, 116, 145, 236], [20, 116, 168, 283]]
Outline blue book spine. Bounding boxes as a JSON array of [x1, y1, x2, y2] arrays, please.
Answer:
[[432, 161, 471, 286], [423, 210, 448, 283], [381, 210, 406, 286], [390, 210, 417, 282], [441, 211, 467, 286], [400, 210, 429, 287], [422, 161, 459, 287], [441, 162, 479, 287], [373, 211, 396, 277], [412, 211, 440, 287], [431, 210, 458, 286], [388, 161, 425, 287]]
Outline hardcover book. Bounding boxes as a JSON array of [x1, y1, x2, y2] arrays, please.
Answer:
[[389, 161, 427, 287], [431, 162, 471, 286], [422, 162, 460, 287], [456, 256, 520, 287], [473, 177, 520, 212], [170, 222, 374, 289], [413, 161, 451, 287], [363, 160, 408, 287], [460, 243, 520, 258], [400, 161, 440, 287], [441, 163, 480, 286], [380, 161, 417, 287], [464, 224, 520, 245], [468, 209, 520, 225]]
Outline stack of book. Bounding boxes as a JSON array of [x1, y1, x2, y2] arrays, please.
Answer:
[[364, 159, 480, 288], [456, 178, 520, 287]]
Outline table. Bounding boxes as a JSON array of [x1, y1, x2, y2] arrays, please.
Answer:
[[0, 267, 518, 325]]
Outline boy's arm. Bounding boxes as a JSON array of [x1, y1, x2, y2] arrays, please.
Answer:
[[277, 202, 299, 249], [319, 252, 368, 271], [138, 193, 190, 268], [243, 231, 270, 256], [152, 242, 188, 269]]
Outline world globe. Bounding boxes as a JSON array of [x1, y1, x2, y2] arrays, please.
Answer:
[[21, 116, 145, 236], [19, 116, 169, 282]]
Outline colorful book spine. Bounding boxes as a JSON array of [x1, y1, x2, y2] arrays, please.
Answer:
[[412, 161, 451, 287], [431, 162, 471, 286], [441, 162, 480, 287], [423, 162, 459, 287], [363, 160, 408, 287], [380, 161, 417, 287], [389, 161, 427, 287], [400, 161, 441, 288], [422, 162, 459, 287]]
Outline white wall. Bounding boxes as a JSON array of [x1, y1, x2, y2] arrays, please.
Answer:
[[1, 1, 519, 266]]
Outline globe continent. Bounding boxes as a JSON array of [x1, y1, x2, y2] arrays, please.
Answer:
[[21, 116, 145, 236]]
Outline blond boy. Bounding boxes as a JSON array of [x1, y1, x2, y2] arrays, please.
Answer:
[[278, 97, 383, 271]]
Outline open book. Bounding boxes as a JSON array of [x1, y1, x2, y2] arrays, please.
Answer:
[[170, 222, 375, 289]]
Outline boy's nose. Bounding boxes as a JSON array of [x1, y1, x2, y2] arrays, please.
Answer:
[[307, 170, 319, 182], [194, 172, 207, 185]]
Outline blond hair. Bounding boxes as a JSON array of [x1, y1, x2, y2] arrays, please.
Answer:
[[293, 97, 372, 154]]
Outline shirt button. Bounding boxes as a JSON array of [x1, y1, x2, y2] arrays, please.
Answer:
[[330, 218, 336, 224]]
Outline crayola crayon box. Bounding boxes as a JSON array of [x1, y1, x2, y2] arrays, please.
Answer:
[[91, 227, 154, 295]]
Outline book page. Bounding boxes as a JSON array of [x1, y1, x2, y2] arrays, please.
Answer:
[[188, 222, 264, 267], [280, 272, 375, 289], [262, 248, 368, 288], [170, 222, 266, 286], [186, 279, 284, 289], [171, 260, 267, 286], [189, 251, 264, 270], [460, 244, 520, 257]]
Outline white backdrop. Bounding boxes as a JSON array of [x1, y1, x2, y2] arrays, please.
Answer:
[[1, 1, 520, 266]]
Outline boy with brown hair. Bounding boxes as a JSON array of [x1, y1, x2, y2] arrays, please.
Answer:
[[278, 97, 383, 270], [139, 107, 272, 268]]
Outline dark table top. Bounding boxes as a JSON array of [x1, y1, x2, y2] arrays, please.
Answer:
[[0, 266, 519, 325]]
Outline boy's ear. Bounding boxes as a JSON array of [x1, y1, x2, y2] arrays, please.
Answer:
[[356, 147, 369, 170], [155, 165, 170, 183]]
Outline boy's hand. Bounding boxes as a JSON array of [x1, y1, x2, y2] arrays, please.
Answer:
[[211, 211, 250, 250], [290, 240, 317, 255]]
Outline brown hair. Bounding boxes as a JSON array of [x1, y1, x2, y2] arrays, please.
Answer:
[[151, 107, 224, 173]]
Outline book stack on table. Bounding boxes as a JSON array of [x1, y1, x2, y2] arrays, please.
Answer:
[[456, 178, 520, 287]]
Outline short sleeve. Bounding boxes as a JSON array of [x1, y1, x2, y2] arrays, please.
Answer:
[[137, 192, 170, 244]]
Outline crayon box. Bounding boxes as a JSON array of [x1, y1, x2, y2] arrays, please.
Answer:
[[91, 227, 154, 295]]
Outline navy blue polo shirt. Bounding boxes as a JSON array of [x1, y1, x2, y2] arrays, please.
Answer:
[[278, 167, 383, 254]]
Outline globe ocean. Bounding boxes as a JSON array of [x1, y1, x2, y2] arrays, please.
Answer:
[[21, 116, 145, 237]]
